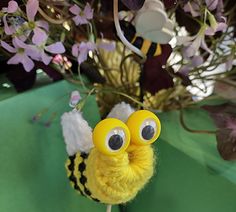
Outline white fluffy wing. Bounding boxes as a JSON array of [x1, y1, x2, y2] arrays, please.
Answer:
[[107, 102, 135, 122], [61, 110, 94, 156]]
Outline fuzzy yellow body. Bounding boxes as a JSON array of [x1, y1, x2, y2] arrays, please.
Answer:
[[64, 109, 161, 205], [66, 144, 155, 204]]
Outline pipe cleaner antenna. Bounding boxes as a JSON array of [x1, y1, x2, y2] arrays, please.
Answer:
[[113, 0, 146, 60]]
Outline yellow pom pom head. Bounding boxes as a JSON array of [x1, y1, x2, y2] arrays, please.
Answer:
[[92, 118, 130, 155], [126, 110, 161, 145]]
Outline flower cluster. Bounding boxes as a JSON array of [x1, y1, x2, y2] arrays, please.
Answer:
[[0, 0, 235, 104], [0, 0, 114, 72]]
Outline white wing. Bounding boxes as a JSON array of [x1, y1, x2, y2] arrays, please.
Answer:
[[107, 102, 135, 122], [61, 110, 94, 156]]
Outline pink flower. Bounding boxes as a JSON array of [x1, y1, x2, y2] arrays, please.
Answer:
[[183, 1, 200, 17], [72, 41, 97, 64], [2, 1, 19, 35], [205, 14, 227, 36], [177, 15, 227, 58], [1, 38, 35, 72], [70, 3, 93, 25], [184, 0, 220, 17], [2, 0, 18, 13], [26, 0, 49, 44], [205, 0, 218, 11], [177, 25, 212, 58], [28, 35, 65, 65], [52, 54, 64, 65], [179, 56, 204, 75]]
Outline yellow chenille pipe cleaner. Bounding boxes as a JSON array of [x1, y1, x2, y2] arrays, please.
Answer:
[[61, 102, 161, 206]]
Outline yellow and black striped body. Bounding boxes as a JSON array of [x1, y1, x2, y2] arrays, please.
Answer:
[[66, 152, 100, 202], [120, 20, 162, 57], [130, 35, 162, 57]]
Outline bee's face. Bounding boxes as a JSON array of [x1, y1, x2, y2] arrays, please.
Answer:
[[92, 110, 161, 155]]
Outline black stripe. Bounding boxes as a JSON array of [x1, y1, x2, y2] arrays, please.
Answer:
[[78, 155, 100, 202], [68, 155, 84, 195], [147, 42, 157, 57], [81, 153, 88, 159], [132, 36, 144, 50]]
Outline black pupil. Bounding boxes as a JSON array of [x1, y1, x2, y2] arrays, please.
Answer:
[[108, 134, 123, 150], [142, 125, 155, 140]]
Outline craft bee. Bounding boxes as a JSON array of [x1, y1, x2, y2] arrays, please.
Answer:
[[120, 20, 162, 57], [61, 102, 161, 204]]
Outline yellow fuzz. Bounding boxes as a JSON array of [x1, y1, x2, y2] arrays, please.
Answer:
[[85, 144, 154, 204]]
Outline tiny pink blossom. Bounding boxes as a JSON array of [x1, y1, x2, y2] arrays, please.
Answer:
[[1, 38, 35, 72], [69, 91, 81, 108], [70, 3, 93, 25], [52, 54, 64, 65]]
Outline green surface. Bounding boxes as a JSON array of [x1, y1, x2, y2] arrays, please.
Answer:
[[158, 108, 236, 184], [127, 139, 236, 212], [0, 80, 236, 212], [0, 80, 118, 212]]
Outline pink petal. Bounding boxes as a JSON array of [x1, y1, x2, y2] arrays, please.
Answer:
[[206, 0, 218, 11], [69, 90, 81, 107], [1, 41, 16, 53], [72, 16, 88, 25], [72, 44, 79, 57], [36, 20, 49, 31], [41, 52, 52, 65], [7, 53, 22, 64], [183, 2, 200, 17], [52, 54, 63, 64], [13, 37, 28, 49], [84, 3, 93, 19], [21, 54, 35, 72], [26, 46, 41, 60], [69, 5, 81, 15], [201, 39, 213, 55], [205, 27, 215, 36], [179, 65, 191, 75], [45, 42, 65, 54], [26, 0, 39, 21], [3, 15, 14, 35], [215, 22, 227, 32], [7, 0, 18, 13], [32, 27, 48, 45], [185, 36, 202, 57], [77, 49, 88, 64], [191, 56, 203, 67]]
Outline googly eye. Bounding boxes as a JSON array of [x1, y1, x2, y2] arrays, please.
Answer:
[[126, 110, 161, 145], [141, 119, 157, 141], [92, 118, 130, 155]]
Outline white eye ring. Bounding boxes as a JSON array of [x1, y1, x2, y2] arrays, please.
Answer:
[[140, 119, 157, 141], [106, 127, 126, 152]]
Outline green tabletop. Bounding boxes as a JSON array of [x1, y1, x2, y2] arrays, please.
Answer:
[[0, 80, 118, 212], [0, 80, 236, 212]]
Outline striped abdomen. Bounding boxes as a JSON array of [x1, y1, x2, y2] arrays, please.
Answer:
[[65, 153, 100, 202], [130, 35, 162, 57], [120, 21, 162, 57]]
